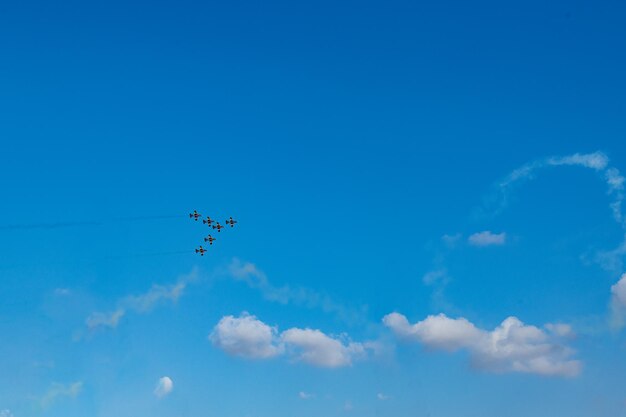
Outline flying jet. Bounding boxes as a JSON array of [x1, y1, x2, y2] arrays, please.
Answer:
[[204, 234, 216, 245], [195, 246, 208, 256], [212, 222, 225, 232], [203, 216, 215, 226], [225, 217, 238, 227], [189, 210, 202, 221]]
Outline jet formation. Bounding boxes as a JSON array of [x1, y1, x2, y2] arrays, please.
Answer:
[[189, 210, 237, 256]]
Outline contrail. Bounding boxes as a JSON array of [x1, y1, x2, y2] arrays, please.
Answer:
[[0, 250, 193, 270], [0, 215, 185, 231], [104, 250, 192, 260], [110, 215, 187, 222], [0, 221, 103, 231]]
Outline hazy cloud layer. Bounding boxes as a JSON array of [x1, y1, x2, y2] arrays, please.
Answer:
[[383, 312, 580, 377], [41, 381, 83, 408]]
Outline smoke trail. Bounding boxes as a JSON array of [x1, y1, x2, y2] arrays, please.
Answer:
[[104, 250, 192, 260], [0, 221, 103, 231], [110, 215, 187, 222], [0, 215, 186, 231]]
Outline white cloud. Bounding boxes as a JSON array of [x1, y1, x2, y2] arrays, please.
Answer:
[[209, 313, 283, 359], [377, 393, 390, 400], [344, 400, 353, 411], [41, 381, 83, 408], [86, 270, 196, 331], [298, 391, 314, 400], [383, 312, 482, 351], [383, 313, 580, 377], [0, 410, 14, 417], [468, 231, 506, 247], [210, 313, 369, 368], [154, 376, 173, 398], [281, 328, 365, 368], [545, 323, 575, 338], [611, 274, 626, 306], [610, 273, 626, 329]]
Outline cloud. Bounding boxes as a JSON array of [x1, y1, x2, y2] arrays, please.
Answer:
[[468, 231, 506, 247], [41, 381, 83, 408], [154, 376, 173, 398], [377, 393, 390, 400], [384, 313, 482, 351], [383, 313, 581, 377], [86, 309, 125, 330], [544, 323, 575, 338], [86, 270, 196, 331], [0, 410, 14, 417], [281, 328, 365, 368], [610, 273, 626, 329], [227, 259, 366, 325], [298, 391, 314, 400], [53, 288, 71, 296], [210, 312, 370, 368], [209, 313, 283, 359]]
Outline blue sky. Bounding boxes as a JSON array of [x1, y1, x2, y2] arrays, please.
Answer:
[[1, 0, 626, 416]]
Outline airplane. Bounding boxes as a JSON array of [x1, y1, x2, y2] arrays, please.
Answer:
[[195, 246, 208, 256], [189, 210, 202, 221], [204, 234, 216, 245], [225, 216, 238, 227], [212, 222, 225, 232], [202, 216, 215, 226]]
